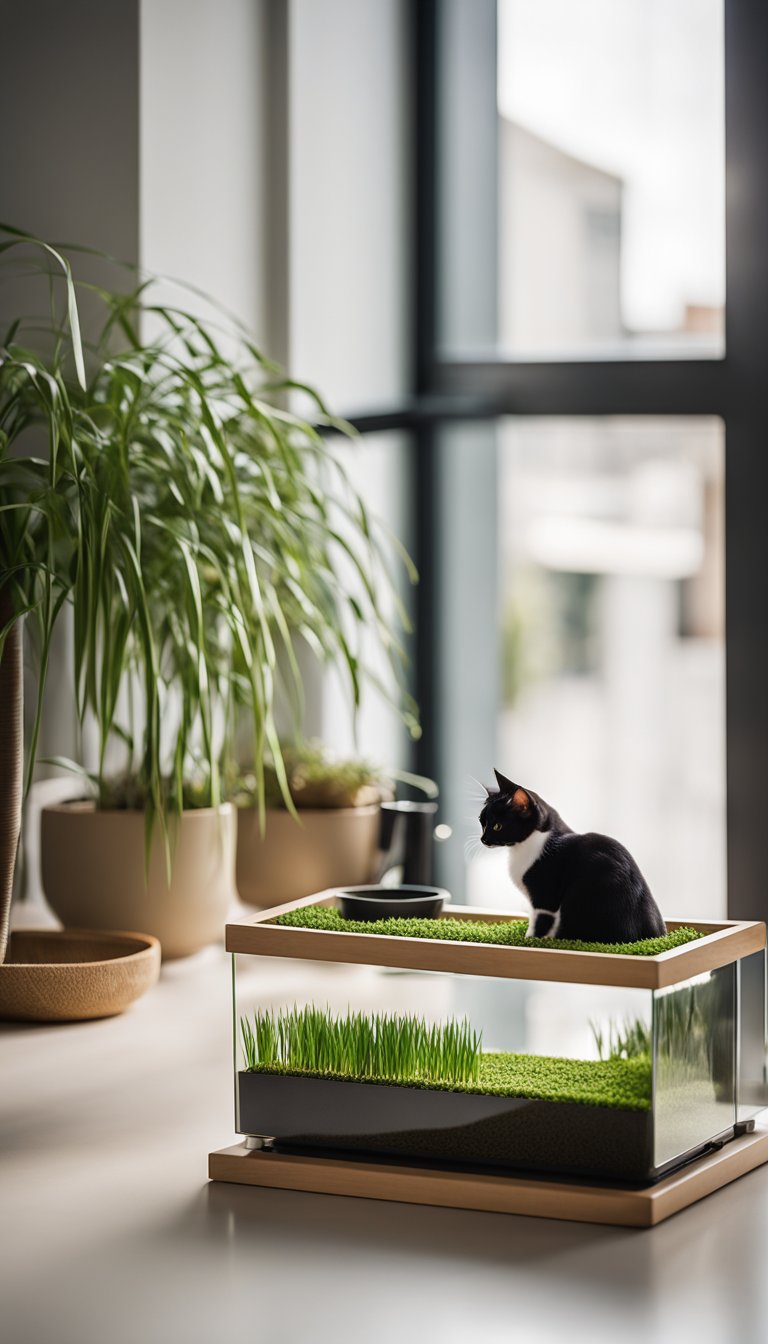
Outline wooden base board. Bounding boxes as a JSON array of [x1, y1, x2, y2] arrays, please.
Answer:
[[209, 1122, 768, 1228]]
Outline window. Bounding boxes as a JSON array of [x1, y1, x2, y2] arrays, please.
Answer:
[[325, 0, 768, 923]]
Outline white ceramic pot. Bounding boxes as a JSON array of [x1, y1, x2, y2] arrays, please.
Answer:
[[236, 805, 380, 908], [41, 801, 237, 959]]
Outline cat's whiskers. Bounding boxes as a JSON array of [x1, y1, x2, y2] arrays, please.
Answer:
[[463, 836, 483, 862]]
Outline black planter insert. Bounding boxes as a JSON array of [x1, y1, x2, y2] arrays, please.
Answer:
[[337, 885, 448, 922], [237, 1070, 657, 1182]]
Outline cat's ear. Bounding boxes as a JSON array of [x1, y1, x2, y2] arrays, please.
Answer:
[[494, 770, 532, 812], [494, 770, 532, 813], [493, 768, 516, 795]]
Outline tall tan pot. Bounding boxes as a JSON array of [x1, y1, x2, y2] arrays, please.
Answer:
[[41, 802, 237, 958], [236, 805, 381, 908]]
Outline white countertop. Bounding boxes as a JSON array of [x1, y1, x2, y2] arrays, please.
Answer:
[[3, 933, 768, 1344]]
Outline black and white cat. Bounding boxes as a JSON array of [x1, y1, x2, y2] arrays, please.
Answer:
[[479, 769, 666, 942]]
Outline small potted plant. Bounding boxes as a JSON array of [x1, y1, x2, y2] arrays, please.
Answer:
[[0, 227, 416, 957], [234, 742, 404, 907]]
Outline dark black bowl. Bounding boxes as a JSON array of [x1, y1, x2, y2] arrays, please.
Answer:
[[337, 885, 448, 922]]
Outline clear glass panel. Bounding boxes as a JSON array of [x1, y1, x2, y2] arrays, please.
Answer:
[[457, 417, 725, 922], [233, 950, 655, 1180], [234, 940, 754, 1178], [737, 950, 768, 1122], [653, 965, 736, 1170]]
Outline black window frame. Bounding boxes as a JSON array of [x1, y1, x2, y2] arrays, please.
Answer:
[[342, 0, 767, 922]]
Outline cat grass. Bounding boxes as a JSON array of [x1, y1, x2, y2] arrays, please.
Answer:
[[273, 905, 703, 956], [241, 1005, 481, 1087], [240, 1005, 651, 1111]]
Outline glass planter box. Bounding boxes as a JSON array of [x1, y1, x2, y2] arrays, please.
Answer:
[[227, 894, 767, 1185]]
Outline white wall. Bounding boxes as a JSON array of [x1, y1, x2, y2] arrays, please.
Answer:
[[140, 0, 270, 341], [286, 1, 413, 761], [289, 0, 410, 411]]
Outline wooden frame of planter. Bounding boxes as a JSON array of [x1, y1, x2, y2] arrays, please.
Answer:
[[211, 894, 768, 1225], [225, 890, 767, 989]]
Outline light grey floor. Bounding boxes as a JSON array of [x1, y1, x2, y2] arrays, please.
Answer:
[[3, 940, 768, 1344]]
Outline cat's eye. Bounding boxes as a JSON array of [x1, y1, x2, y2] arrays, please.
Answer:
[[492, 822, 502, 832]]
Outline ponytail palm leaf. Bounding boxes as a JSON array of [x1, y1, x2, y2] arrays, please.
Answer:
[[0, 227, 417, 847]]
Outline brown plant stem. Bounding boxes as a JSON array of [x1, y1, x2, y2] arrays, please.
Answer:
[[0, 589, 22, 963]]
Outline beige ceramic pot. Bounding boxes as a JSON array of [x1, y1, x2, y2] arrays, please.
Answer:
[[41, 801, 237, 958], [236, 804, 381, 908]]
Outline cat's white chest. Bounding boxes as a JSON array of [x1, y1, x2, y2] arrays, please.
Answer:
[[507, 829, 549, 896]]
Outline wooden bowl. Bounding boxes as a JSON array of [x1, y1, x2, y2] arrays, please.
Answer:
[[0, 929, 161, 1022]]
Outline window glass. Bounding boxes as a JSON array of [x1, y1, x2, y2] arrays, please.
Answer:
[[437, 418, 725, 920], [498, 0, 725, 357], [437, 0, 725, 359]]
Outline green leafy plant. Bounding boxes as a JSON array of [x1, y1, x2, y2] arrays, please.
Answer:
[[0, 226, 418, 860], [241, 1004, 482, 1087], [240, 1004, 651, 1110], [0, 231, 88, 957], [273, 906, 704, 956], [233, 739, 437, 810]]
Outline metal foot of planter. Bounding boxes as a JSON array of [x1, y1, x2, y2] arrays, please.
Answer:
[[209, 1117, 768, 1228]]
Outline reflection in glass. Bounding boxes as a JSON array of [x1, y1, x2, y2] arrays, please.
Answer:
[[737, 950, 768, 1122], [653, 966, 735, 1170]]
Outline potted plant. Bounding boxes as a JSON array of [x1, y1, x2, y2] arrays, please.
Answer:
[[0, 227, 416, 958], [234, 742, 416, 907]]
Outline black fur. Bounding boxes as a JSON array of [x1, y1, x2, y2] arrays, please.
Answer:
[[479, 769, 666, 943]]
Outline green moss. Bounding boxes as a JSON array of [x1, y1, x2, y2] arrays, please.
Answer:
[[274, 905, 703, 956], [246, 1051, 651, 1112]]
